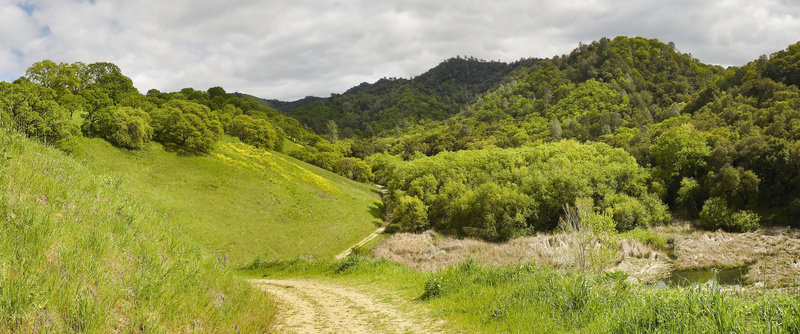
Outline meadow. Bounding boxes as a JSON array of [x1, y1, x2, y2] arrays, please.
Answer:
[[68, 135, 382, 264], [0, 128, 274, 332]]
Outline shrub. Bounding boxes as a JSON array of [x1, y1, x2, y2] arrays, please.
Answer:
[[621, 228, 668, 249], [150, 100, 222, 154], [228, 114, 281, 150], [392, 195, 429, 232], [698, 197, 731, 230], [87, 106, 152, 149], [335, 157, 374, 183], [676, 177, 703, 217], [698, 197, 761, 232], [728, 210, 760, 232], [609, 194, 649, 231]]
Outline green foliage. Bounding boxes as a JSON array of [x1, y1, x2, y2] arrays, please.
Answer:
[[650, 125, 711, 179], [606, 194, 651, 231], [86, 106, 152, 149], [334, 157, 374, 183], [228, 114, 281, 150], [698, 197, 760, 232], [375, 141, 660, 240], [150, 100, 223, 154], [0, 80, 78, 144], [392, 194, 430, 232], [729, 210, 761, 233], [676, 177, 703, 217], [698, 197, 732, 230], [550, 79, 631, 140]]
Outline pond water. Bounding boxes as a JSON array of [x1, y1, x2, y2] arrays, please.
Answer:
[[664, 266, 750, 286]]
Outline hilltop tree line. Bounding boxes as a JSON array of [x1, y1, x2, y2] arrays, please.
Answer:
[[0, 60, 373, 182]]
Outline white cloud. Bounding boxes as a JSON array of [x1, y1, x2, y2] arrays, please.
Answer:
[[0, 0, 799, 100]]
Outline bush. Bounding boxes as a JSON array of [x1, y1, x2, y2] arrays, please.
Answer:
[[87, 106, 152, 149], [228, 114, 281, 150], [0, 81, 78, 144], [609, 194, 649, 231], [621, 228, 668, 249], [392, 195, 429, 232], [335, 157, 374, 183], [698, 197, 760, 232], [729, 210, 760, 232], [676, 177, 703, 217], [377, 141, 660, 240], [150, 100, 222, 154], [698, 197, 731, 230]]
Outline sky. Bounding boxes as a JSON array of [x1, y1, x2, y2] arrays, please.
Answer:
[[1, 0, 800, 101]]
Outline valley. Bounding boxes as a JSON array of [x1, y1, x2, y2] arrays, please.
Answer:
[[2, 35, 800, 332]]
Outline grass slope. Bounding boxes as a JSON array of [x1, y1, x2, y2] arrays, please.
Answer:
[[0, 128, 274, 332], [69, 136, 382, 264]]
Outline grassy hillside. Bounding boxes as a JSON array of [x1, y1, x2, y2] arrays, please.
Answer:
[[0, 128, 274, 332], [69, 135, 382, 264]]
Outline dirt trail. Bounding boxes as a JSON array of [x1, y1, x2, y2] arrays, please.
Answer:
[[336, 184, 392, 259], [250, 279, 438, 334]]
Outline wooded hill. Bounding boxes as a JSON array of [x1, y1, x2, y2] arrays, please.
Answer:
[[263, 36, 800, 238]]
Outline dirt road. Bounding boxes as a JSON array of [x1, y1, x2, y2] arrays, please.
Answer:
[[250, 279, 438, 334]]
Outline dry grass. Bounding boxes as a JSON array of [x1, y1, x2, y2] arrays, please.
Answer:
[[372, 231, 670, 281], [373, 226, 800, 287]]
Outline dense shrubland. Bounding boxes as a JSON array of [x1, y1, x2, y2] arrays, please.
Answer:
[[370, 141, 669, 240]]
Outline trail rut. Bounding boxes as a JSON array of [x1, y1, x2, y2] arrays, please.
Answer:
[[250, 279, 438, 334], [336, 184, 392, 259]]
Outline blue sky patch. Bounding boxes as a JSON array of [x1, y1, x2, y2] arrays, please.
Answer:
[[18, 2, 36, 14]]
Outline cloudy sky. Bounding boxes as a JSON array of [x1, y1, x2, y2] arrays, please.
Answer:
[[1, 0, 799, 100]]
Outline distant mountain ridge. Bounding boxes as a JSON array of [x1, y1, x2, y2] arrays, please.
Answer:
[[246, 56, 537, 137], [237, 93, 327, 113]]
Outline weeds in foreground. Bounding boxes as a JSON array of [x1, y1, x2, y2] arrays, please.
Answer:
[[246, 255, 800, 333]]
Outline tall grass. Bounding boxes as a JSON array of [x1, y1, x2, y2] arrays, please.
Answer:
[[246, 255, 800, 333], [0, 128, 274, 332], [69, 135, 381, 263]]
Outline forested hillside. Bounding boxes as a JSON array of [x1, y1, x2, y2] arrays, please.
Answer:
[[282, 57, 529, 137], [271, 36, 800, 239]]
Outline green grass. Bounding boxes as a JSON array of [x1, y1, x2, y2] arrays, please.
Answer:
[[0, 128, 274, 332], [620, 228, 669, 250], [68, 135, 381, 264], [245, 256, 800, 333]]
